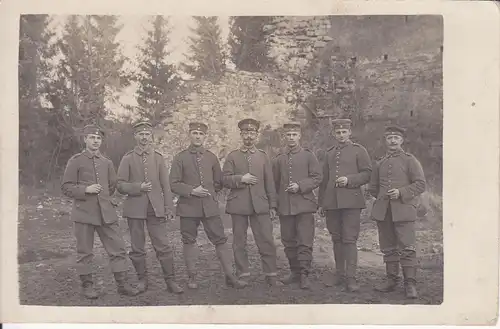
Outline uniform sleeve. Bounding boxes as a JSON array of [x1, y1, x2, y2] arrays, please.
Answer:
[[263, 154, 278, 209], [271, 156, 281, 193], [298, 152, 323, 194], [158, 154, 175, 211], [108, 159, 117, 196], [346, 147, 372, 188], [116, 156, 142, 196], [222, 153, 245, 189], [399, 155, 426, 203], [367, 160, 380, 198], [61, 157, 88, 200], [318, 153, 330, 206], [169, 154, 196, 197], [212, 155, 223, 193]]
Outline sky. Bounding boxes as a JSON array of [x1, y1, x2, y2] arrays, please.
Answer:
[[47, 15, 231, 114]]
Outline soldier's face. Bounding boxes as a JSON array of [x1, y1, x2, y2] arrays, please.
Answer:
[[385, 134, 404, 150], [135, 131, 152, 147], [334, 128, 351, 143], [84, 134, 102, 151], [241, 130, 258, 147], [190, 130, 206, 146], [285, 131, 301, 147]]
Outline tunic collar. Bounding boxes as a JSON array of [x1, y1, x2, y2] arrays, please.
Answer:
[[134, 145, 152, 155], [189, 145, 205, 154], [336, 140, 353, 149], [386, 148, 405, 157], [83, 150, 102, 158], [286, 145, 302, 154], [240, 145, 257, 153]]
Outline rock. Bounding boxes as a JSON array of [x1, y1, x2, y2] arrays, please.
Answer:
[[314, 41, 327, 48]]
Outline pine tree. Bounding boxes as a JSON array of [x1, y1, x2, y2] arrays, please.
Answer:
[[134, 16, 183, 125], [182, 16, 226, 82], [228, 16, 275, 72], [19, 14, 58, 185]]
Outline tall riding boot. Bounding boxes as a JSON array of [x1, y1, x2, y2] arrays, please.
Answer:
[[216, 244, 248, 289], [299, 260, 311, 290], [79, 274, 98, 299], [344, 243, 359, 292], [183, 243, 199, 289], [402, 266, 418, 299], [374, 262, 401, 292], [159, 257, 184, 294], [113, 271, 140, 296], [281, 257, 301, 285], [131, 259, 148, 293], [331, 242, 345, 286]]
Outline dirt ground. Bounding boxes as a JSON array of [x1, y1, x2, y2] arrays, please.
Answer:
[[18, 186, 443, 306]]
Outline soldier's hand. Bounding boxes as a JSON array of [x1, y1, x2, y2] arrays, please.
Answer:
[[335, 176, 348, 187], [140, 181, 152, 192], [241, 173, 258, 185], [191, 185, 211, 197], [85, 184, 102, 194], [285, 182, 300, 193], [387, 188, 400, 200], [270, 208, 278, 220], [317, 207, 325, 218]]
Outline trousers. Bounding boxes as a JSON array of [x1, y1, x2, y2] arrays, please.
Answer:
[[231, 213, 278, 277], [279, 213, 315, 274]]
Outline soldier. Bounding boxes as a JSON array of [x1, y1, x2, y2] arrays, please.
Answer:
[[318, 118, 372, 292], [272, 122, 323, 289], [368, 125, 426, 299], [61, 124, 139, 299], [222, 118, 282, 286], [116, 121, 183, 294], [169, 122, 248, 289]]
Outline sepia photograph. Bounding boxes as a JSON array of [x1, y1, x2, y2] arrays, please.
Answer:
[[2, 0, 499, 325], [17, 13, 444, 307]]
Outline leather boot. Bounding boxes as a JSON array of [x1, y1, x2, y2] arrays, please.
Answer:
[[332, 242, 345, 286], [374, 262, 400, 292], [281, 257, 300, 285], [183, 244, 199, 289], [403, 266, 418, 299], [344, 243, 360, 292], [216, 244, 248, 289], [159, 257, 184, 294], [131, 259, 148, 293], [79, 274, 98, 299], [299, 260, 311, 289], [113, 271, 140, 296]]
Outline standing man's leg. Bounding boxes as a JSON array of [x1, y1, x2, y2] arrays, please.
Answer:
[[374, 206, 401, 292], [127, 218, 147, 292], [395, 221, 418, 298], [342, 209, 362, 292], [279, 215, 300, 284], [201, 216, 248, 288], [74, 222, 98, 299], [325, 210, 345, 286], [180, 217, 201, 289], [96, 222, 139, 296], [231, 214, 251, 279], [296, 212, 315, 289], [249, 213, 281, 286], [147, 216, 184, 294]]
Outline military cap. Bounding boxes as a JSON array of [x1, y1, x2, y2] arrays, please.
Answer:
[[332, 118, 352, 130], [82, 124, 105, 137], [283, 122, 302, 132], [238, 118, 260, 131], [384, 124, 406, 137], [189, 122, 208, 133], [133, 121, 153, 133]]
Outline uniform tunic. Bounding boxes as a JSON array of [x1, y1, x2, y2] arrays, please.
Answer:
[[368, 149, 426, 266], [222, 146, 278, 276], [116, 146, 175, 219], [169, 145, 227, 245], [61, 150, 128, 275], [116, 146, 176, 277], [272, 145, 323, 274]]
